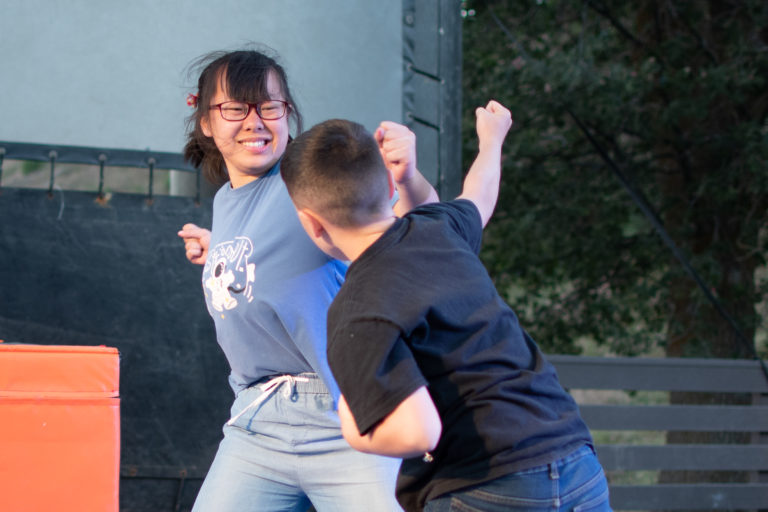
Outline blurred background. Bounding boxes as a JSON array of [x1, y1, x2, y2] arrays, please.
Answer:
[[1, 1, 766, 510]]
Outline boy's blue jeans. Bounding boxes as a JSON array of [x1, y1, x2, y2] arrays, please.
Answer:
[[425, 445, 611, 512], [191, 373, 403, 512]]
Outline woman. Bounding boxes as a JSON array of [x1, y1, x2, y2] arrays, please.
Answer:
[[177, 48, 437, 511]]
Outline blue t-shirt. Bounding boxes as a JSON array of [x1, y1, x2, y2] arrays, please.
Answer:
[[202, 163, 347, 395]]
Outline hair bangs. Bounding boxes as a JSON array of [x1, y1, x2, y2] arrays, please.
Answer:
[[223, 57, 273, 103]]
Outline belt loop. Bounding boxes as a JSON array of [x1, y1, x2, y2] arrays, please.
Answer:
[[549, 461, 559, 480]]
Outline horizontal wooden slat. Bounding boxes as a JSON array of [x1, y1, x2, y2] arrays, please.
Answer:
[[609, 483, 768, 510], [544, 356, 768, 510], [579, 404, 768, 431], [120, 464, 206, 479], [549, 355, 768, 393], [595, 444, 768, 471]]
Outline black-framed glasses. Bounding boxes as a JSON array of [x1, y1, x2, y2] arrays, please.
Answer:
[[209, 100, 289, 121]]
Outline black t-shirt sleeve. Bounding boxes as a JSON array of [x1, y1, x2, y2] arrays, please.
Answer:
[[445, 199, 483, 254], [411, 199, 483, 254], [327, 318, 428, 435]]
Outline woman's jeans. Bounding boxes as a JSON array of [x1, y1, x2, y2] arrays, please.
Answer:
[[425, 445, 611, 512], [191, 373, 403, 512]]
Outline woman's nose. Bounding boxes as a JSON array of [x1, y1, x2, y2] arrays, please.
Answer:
[[242, 106, 265, 129]]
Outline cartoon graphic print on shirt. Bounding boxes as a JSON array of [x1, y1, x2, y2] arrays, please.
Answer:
[[204, 236, 256, 312]]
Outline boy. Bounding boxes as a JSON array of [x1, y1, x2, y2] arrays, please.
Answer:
[[280, 102, 611, 512]]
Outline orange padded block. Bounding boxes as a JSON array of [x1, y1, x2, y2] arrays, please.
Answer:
[[0, 344, 120, 512]]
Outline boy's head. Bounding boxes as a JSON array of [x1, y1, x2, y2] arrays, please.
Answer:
[[281, 118, 394, 229]]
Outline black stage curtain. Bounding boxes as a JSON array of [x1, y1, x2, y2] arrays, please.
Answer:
[[0, 187, 229, 511]]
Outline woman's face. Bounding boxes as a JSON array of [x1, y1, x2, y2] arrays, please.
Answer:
[[201, 71, 290, 187]]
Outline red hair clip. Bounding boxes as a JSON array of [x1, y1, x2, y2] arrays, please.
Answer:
[[186, 93, 199, 107]]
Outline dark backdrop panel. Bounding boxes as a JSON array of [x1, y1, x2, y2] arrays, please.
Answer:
[[0, 187, 230, 511]]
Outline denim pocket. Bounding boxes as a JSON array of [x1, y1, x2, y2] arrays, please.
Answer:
[[446, 496, 489, 512], [565, 463, 612, 512], [445, 492, 554, 512], [573, 487, 611, 512], [426, 447, 612, 512]]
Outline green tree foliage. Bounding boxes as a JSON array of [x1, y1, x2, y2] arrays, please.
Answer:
[[463, 1, 768, 357]]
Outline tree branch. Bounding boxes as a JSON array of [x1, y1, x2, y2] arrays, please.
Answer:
[[665, 0, 719, 65], [585, 0, 668, 67]]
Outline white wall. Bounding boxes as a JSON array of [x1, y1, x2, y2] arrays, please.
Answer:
[[0, 0, 402, 153]]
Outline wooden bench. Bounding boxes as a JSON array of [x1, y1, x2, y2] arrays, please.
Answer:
[[549, 355, 768, 511]]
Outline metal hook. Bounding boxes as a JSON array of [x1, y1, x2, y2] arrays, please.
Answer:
[[0, 147, 5, 189], [47, 150, 58, 196], [98, 153, 107, 198], [172, 469, 188, 512], [147, 157, 156, 202]]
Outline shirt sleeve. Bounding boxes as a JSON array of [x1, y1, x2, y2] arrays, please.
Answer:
[[327, 318, 428, 435], [409, 199, 484, 254], [447, 199, 483, 254]]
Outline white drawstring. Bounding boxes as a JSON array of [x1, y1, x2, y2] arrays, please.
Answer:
[[226, 374, 310, 426]]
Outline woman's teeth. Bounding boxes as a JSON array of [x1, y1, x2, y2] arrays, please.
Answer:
[[242, 140, 266, 148]]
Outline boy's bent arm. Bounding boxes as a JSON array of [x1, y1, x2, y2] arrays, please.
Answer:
[[338, 386, 442, 458], [457, 101, 513, 227], [393, 171, 440, 216], [375, 121, 439, 215]]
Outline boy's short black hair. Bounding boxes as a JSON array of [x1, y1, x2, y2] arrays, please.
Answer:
[[281, 119, 391, 227]]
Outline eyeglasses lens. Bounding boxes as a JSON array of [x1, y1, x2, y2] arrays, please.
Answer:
[[219, 101, 286, 121]]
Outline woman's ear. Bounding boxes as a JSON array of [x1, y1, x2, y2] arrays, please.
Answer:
[[201, 115, 212, 138]]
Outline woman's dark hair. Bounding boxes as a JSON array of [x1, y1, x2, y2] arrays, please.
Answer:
[[183, 47, 303, 185]]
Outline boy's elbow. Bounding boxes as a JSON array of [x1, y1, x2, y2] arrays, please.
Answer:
[[343, 434, 370, 453], [342, 421, 442, 458], [340, 422, 372, 453], [399, 385, 443, 455], [394, 417, 442, 457], [424, 416, 442, 452], [416, 428, 441, 454]]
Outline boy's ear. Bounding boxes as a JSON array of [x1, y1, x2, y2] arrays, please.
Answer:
[[296, 208, 326, 240], [297, 207, 346, 261]]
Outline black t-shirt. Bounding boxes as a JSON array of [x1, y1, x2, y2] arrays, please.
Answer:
[[327, 200, 592, 511]]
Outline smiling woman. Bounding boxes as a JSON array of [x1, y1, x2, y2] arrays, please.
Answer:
[[183, 50, 303, 190], [199, 73, 291, 188], [175, 47, 438, 512]]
